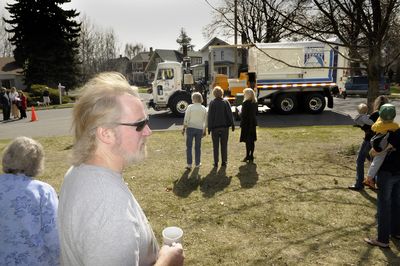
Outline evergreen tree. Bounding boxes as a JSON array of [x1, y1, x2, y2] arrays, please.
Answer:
[[176, 28, 194, 52], [5, 0, 80, 89]]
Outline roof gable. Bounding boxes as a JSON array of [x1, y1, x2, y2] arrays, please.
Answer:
[[200, 37, 230, 52], [132, 52, 150, 62], [155, 49, 183, 62]]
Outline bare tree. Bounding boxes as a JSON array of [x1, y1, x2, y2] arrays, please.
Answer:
[[267, 0, 400, 108], [204, 0, 306, 43], [124, 43, 145, 59], [78, 15, 120, 83]]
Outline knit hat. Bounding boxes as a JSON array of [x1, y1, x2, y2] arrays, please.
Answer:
[[379, 103, 396, 121]]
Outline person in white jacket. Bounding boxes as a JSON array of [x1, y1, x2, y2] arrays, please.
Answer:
[[182, 92, 207, 169]]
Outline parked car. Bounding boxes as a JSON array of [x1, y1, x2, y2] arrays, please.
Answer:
[[344, 76, 390, 96]]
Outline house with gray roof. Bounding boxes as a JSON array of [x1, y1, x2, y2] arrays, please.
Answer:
[[191, 37, 243, 82], [0, 57, 25, 89], [145, 49, 184, 81], [131, 51, 151, 86]]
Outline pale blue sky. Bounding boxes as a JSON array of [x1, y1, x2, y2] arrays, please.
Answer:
[[1, 0, 226, 51]]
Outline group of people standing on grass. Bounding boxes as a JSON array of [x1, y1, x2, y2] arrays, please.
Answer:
[[0, 86, 27, 121], [183, 86, 258, 170], [349, 95, 400, 248]]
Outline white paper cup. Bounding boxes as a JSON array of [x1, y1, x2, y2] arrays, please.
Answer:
[[162, 226, 183, 246]]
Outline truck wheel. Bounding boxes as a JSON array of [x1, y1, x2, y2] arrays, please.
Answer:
[[170, 94, 191, 117], [304, 93, 326, 114], [275, 94, 298, 114]]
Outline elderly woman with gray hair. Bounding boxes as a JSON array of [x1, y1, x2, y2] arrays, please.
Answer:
[[182, 92, 207, 169], [0, 137, 60, 265]]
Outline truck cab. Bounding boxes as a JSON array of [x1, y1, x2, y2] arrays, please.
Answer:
[[149, 61, 192, 116]]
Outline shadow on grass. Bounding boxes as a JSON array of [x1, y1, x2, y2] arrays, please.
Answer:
[[200, 166, 232, 198], [173, 168, 201, 198], [237, 163, 259, 188]]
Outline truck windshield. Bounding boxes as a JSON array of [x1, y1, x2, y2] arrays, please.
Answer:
[[157, 68, 174, 80]]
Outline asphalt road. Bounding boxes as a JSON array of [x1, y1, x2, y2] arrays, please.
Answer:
[[0, 96, 399, 139]]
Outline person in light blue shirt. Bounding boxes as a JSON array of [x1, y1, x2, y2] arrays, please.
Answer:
[[0, 136, 60, 266]]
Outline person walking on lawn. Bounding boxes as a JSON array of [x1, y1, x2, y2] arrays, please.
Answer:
[[58, 72, 184, 266]]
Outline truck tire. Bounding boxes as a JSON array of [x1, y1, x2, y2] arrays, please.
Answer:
[[170, 94, 191, 117], [275, 94, 298, 114], [304, 93, 326, 114]]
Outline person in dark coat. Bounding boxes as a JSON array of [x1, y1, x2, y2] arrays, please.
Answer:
[[207, 86, 235, 167], [0, 87, 11, 121], [240, 88, 258, 162]]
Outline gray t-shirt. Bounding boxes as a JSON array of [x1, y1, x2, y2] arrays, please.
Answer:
[[58, 164, 158, 266]]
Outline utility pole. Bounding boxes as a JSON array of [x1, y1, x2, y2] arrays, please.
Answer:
[[233, 0, 238, 78]]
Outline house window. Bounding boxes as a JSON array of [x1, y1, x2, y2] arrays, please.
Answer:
[[213, 51, 216, 61], [216, 66, 227, 75], [191, 57, 202, 65], [221, 51, 224, 60]]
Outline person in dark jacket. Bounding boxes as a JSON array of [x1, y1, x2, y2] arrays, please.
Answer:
[[240, 88, 258, 163], [207, 86, 234, 167], [364, 127, 400, 248], [349, 95, 389, 190], [0, 87, 11, 121]]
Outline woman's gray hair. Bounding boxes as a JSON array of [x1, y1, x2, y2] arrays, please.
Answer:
[[191, 92, 203, 103], [2, 136, 44, 177], [212, 86, 224, 98]]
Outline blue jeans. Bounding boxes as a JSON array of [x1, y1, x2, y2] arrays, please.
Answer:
[[376, 171, 400, 244], [355, 139, 371, 188], [186, 127, 203, 166]]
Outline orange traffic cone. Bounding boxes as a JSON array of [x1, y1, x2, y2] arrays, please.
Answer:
[[31, 106, 38, 122]]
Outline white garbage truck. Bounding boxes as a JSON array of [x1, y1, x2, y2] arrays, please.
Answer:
[[148, 40, 348, 116]]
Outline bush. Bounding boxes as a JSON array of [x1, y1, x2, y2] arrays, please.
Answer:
[[29, 84, 74, 104]]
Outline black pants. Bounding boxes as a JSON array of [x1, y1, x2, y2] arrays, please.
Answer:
[[2, 106, 10, 120], [19, 107, 27, 118], [211, 127, 229, 165], [245, 141, 255, 159]]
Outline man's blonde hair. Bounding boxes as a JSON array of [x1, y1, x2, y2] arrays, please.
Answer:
[[71, 72, 139, 165]]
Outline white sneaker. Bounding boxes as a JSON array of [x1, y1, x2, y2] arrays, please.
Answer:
[[195, 163, 201, 168], [186, 165, 192, 170]]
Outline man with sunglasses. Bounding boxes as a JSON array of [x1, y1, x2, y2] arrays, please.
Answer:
[[58, 72, 184, 266]]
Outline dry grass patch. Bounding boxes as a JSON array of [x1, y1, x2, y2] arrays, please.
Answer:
[[1, 126, 399, 265]]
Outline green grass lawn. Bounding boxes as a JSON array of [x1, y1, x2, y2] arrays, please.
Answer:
[[1, 126, 399, 265]]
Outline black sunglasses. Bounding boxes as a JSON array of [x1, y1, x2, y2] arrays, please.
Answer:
[[117, 117, 149, 132]]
